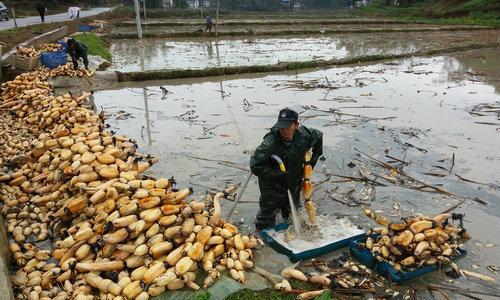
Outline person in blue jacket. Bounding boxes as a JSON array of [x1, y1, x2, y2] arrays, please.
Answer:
[[205, 15, 213, 32]]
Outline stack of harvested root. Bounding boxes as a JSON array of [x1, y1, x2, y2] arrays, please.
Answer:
[[39, 43, 62, 53], [358, 206, 470, 271], [15, 46, 40, 58], [1, 64, 92, 90], [0, 111, 34, 167], [46, 63, 95, 77], [1, 67, 260, 300]]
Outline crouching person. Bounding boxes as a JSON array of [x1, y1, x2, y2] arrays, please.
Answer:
[[67, 38, 89, 70]]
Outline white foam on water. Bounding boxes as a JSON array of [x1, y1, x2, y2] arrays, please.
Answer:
[[267, 217, 365, 254], [287, 189, 303, 236]]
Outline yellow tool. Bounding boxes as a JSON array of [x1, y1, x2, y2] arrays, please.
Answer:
[[271, 154, 302, 235]]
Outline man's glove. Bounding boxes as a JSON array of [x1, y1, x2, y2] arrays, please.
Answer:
[[269, 169, 290, 188]]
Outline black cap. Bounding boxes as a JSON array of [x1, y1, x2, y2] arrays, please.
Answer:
[[273, 108, 298, 129]]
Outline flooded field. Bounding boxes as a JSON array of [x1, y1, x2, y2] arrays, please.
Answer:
[[94, 49, 500, 296], [110, 30, 499, 71]]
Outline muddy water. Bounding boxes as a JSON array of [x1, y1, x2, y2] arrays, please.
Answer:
[[110, 30, 499, 71], [94, 49, 500, 295]]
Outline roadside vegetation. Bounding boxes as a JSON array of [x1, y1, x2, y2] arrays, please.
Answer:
[[73, 32, 111, 61], [357, 0, 500, 26]]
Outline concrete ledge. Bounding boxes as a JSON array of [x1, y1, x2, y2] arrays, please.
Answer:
[[51, 70, 119, 92], [1, 26, 69, 65]]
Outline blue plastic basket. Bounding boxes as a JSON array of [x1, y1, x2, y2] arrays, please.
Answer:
[[79, 25, 99, 32], [41, 51, 68, 69], [57, 40, 68, 53], [260, 223, 365, 262], [349, 236, 467, 283]]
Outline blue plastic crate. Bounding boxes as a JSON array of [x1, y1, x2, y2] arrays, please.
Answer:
[[41, 51, 68, 69], [79, 25, 99, 32], [57, 40, 68, 53], [260, 223, 365, 262], [349, 236, 467, 283]]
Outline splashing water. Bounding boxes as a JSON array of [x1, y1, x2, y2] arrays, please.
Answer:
[[269, 216, 365, 254], [287, 189, 303, 237]]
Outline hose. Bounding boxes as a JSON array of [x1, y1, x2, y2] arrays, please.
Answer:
[[270, 154, 302, 235], [270, 154, 286, 172]]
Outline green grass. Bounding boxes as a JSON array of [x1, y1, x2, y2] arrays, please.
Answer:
[[355, 0, 500, 27], [467, 0, 500, 10], [191, 291, 211, 300], [399, 15, 500, 26], [315, 290, 333, 299], [225, 280, 333, 300], [225, 288, 296, 300], [73, 32, 112, 61], [4, 28, 20, 35]]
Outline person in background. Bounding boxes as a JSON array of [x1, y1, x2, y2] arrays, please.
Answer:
[[205, 15, 213, 32], [67, 38, 89, 70], [36, 2, 46, 23], [67, 6, 81, 19]]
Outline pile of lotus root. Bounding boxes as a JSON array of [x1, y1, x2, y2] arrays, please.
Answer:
[[0, 65, 259, 299], [38, 43, 63, 53], [15, 47, 40, 58], [15, 44, 62, 59], [23, 63, 95, 81], [41, 63, 95, 78], [358, 205, 470, 271]]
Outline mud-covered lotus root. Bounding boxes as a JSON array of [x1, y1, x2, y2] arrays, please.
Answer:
[[360, 206, 469, 270]]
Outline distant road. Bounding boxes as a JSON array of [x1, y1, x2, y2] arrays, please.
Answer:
[[0, 7, 111, 31]]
